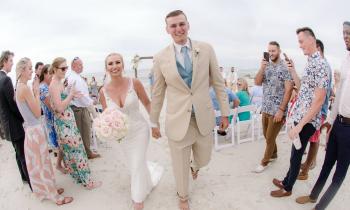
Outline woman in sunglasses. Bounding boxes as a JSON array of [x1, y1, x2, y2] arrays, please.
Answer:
[[15, 57, 73, 205], [39, 64, 66, 174], [49, 57, 101, 189]]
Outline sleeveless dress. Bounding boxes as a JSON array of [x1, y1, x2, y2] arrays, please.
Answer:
[[17, 100, 63, 203], [103, 78, 163, 203], [53, 92, 93, 186], [39, 83, 59, 149]]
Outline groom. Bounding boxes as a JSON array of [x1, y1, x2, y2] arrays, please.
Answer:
[[150, 10, 229, 210]]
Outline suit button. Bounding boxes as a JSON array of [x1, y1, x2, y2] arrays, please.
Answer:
[[190, 92, 193, 95]]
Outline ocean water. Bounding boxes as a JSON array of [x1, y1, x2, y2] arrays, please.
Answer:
[[82, 68, 257, 87]]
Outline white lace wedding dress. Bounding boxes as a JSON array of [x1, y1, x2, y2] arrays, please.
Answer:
[[103, 78, 163, 203]]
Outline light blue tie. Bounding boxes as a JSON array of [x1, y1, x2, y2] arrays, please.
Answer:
[[180, 46, 193, 88], [181, 46, 192, 71]]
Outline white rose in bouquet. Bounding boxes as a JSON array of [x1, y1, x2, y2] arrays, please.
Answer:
[[93, 107, 128, 142]]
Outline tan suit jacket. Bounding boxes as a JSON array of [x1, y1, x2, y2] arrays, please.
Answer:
[[150, 40, 230, 141]]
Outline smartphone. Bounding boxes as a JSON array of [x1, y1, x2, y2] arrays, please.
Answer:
[[263, 52, 269, 62], [283, 53, 290, 62]]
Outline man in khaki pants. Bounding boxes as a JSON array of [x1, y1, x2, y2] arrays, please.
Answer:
[[150, 10, 229, 210], [67, 57, 100, 159], [254, 41, 293, 173]]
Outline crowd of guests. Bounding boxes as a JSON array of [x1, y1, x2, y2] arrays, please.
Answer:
[[0, 54, 103, 206], [253, 23, 350, 210]]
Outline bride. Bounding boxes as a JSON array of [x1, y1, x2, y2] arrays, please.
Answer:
[[99, 53, 163, 210]]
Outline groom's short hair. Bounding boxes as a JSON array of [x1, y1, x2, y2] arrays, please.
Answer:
[[165, 10, 187, 23]]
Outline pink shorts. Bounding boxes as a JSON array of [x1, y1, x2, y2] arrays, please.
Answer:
[[309, 115, 326, 143]]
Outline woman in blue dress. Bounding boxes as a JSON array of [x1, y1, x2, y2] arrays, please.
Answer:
[[39, 64, 66, 174]]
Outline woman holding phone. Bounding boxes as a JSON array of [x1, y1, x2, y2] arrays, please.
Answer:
[[49, 57, 101, 189]]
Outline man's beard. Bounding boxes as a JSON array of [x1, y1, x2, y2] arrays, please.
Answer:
[[271, 56, 279, 62]]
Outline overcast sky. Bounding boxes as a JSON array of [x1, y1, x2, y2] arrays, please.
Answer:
[[1, 0, 349, 81]]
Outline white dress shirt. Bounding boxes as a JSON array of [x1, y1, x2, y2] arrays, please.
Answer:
[[66, 70, 93, 107], [329, 52, 350, 123], [173, 39, 192, 67]]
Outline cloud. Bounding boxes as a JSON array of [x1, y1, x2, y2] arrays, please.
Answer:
[[1, 0, 349, 82]]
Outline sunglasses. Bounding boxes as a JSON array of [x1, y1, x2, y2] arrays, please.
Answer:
[[73, 57, 80, 61], [57, 66, 68, 72]]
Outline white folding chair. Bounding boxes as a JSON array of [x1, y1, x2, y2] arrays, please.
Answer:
[[213, 109, 236, 151], [235, 105, 257, 144], [253, 106, 264, 141]]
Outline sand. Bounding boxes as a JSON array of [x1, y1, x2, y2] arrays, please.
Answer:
[[0, 111, 349, 210]]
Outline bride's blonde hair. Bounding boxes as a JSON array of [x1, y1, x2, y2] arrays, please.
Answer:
[[104, 53, 124, 84], [104, 53, 124, 70]]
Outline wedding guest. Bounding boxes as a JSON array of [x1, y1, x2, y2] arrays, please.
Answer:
[[271, 27, 330, 198], [298, 39, 333, 180], [15, 57, 72, 205], [49, 57, 101, 189], [236, 77, 251, 121], [67, 57, 100, 159], [254, 41, 293, 173], [0, 50, 31, 189], [39, 64, 66, 174], [296, 21, 350, 210]]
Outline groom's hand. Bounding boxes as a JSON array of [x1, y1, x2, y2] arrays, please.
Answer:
[[152, 127, 162, 139], [219, 116, 229, 131]]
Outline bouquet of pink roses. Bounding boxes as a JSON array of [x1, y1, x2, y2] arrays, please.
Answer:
[[93, 107, 128, 142]]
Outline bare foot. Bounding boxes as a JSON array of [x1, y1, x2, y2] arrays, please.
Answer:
[[86, 181, 102, 190], [179, 199, 190, 210], [133, 201, 144, 210], [57, 188, 64, 195], [56, 166, 67, 174], [56, 197, 73, 206]]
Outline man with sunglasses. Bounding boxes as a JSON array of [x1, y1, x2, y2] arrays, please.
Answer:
[[67, 57, 100, 159]]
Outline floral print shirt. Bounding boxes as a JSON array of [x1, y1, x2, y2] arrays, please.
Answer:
[[291, 51, 330, 129]]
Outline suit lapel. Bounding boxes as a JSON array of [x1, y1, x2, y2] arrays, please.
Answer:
[[165, 45, 191, 91], [190, 40, 199, 90]]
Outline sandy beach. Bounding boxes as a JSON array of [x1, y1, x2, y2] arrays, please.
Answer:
[[0, 107, 349, 210]]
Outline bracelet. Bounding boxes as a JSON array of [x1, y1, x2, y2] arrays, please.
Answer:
[[279, 107, 285, 112]]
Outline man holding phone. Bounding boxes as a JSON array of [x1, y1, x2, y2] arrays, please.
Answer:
[[254, 41, 293, 173], [271, 27, 330, 198]]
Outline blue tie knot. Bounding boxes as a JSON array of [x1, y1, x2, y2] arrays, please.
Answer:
[[181, 46, 188, 54]]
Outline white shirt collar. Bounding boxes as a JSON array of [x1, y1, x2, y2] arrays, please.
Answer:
[[0, 69, 8, 75], [173, 39, 191, 55]]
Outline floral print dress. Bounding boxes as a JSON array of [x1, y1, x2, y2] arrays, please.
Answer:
[[39, 83, 59, 149], [53, 92, 92, 186]]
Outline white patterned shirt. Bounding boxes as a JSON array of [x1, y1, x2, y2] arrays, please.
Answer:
[[291, 51, 330, 129]]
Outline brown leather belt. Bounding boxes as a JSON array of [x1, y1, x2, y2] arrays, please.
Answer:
[[337, 115, 350, 125]]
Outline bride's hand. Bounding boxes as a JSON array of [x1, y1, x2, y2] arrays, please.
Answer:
[[152, 127, 161, 139]]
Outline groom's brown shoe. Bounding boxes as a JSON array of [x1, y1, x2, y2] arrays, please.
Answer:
[[296, 195, 316, 204], [270, 189, 292, 197], [272, 178, 284, 189]]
